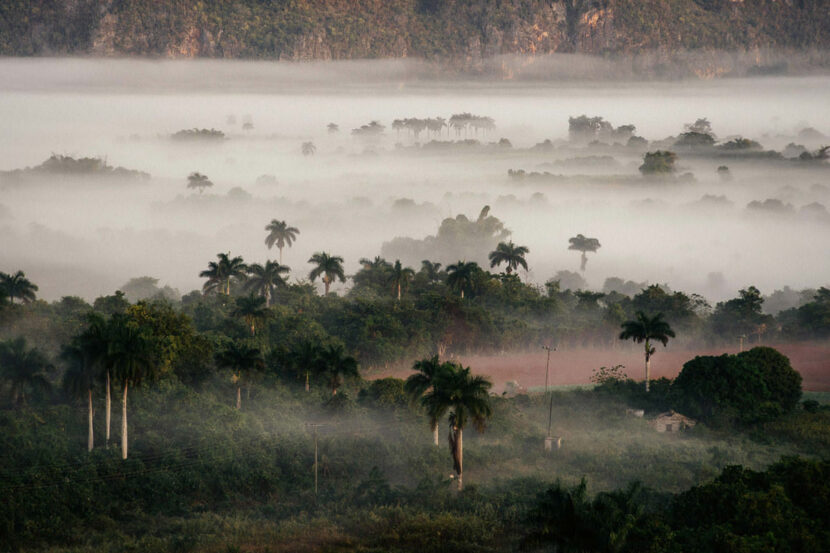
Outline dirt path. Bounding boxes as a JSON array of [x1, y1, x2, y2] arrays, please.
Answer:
[[368, 342, 830, 392]]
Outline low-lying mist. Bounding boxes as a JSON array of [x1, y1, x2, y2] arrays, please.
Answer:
[[1, 58, 828, 303]]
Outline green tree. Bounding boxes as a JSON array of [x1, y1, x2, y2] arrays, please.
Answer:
[[76, 313, 112, 442], [215, 341, 264, 409], [60, 343, 97, 451], [308, 252, 346, 296], [200, 252, 247, 296], [107, 316, 158, 459], [619, 311, 675, 392], [568, 234, 601, 272], [421, 362, 492, 490], [404, 355, 451, 446], [388, 260, 415, 301], [186, 172, 213, 194], [639, 151, 677, 175], [737, 346, 802, 414], [0, 270, 38, 304], [244, 261, 289, 306], [446, 261, 479, 299], [290, 340, 322, 392], [488, 241, 529, 275], [264, 220, 300, 264], [231, 294, 271, 335], [0, 337, 52, 407], [318, 344, 358, 395]]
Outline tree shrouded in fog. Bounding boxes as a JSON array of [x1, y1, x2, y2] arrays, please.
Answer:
[[639, 151, 677, 175], [0, 337, 51, 407], [0, 271, 38, 304], [488, 241, 529, 275], [619, 311, 675, 393], [421, 362, 492, 490], [405, 355, 452, 446], [215, 341, 264, 410], [264, 220, 300, 264], [446, 261, 479, 299], [186, 172, 213, 194], [568, 234, 601, 272], [200, 253, 247, 296], [107, 316, 158, 459], [244, 261, 289, 306], [327, 123, 339, 133], [308, 252, 346, 296], [388, 260, 415, 301], [301, 141, 316, 156]]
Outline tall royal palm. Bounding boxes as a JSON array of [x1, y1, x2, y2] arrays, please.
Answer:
[[568, 234, 601, 272], [619, 311, 675, 393], [215, 341, 264, 409], [0, 337, 52, 406], [107, 317, 158, 460], [420, 260, 443, 283], [231, 294, 271, 336], [264, 220, 300, 264], [488, 241, 530, 275], [405, 356, 452, 446], [290, 340, 322, 392], [446, 261, 479, 299], [200, 252, 247, 295], [308, 252, 346, 296], [421, 363, 492, 490], [318, 344, 358, 395], [61, 343, 97, 452], [0, 270, 39, 304], [388, 260, 415, 301], [245, 261, 289, 306]]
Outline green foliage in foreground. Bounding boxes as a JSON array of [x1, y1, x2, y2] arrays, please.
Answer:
[[0, 374, 827, 552]]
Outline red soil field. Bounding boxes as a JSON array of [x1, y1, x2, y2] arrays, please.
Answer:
[[369, 342, 830, 393]]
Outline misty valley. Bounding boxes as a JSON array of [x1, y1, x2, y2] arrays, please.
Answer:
[[1, 59, 830, 553]]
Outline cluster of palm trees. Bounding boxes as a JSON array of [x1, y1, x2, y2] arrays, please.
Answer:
[[391, 117, 447, 140], [448, 113, 496, 137], [405, 356, 493, 491], [60, 313, 158, 458]]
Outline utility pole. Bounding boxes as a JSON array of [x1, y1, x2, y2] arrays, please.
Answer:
[[542, 345, 556, 451], [305, 423, 327, 495]]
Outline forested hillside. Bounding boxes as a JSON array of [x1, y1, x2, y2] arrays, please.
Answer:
[[0, 0, 827, 70]]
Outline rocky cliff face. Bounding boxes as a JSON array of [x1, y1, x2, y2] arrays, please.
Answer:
[[1, 0, 827, 72]]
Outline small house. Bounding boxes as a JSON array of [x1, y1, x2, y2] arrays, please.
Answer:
[[650, 411, 696, 433]]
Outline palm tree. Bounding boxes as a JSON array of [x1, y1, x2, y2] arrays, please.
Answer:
[[76, 314, 111, 443], [420, 260, 443, 283], [327, 123, 339, 134], [216, 341, 264, 409], [61, 343, 97, 451], [421, 363, 492, 490], [0, 337, 52, 406], [231, 294, 270, 335], [568, 234, 601, 272], [244, 261, 289, 305], [107, 318, 158, 459], [200, 252, 247, 295], [308, 252, 346, 296], [302, 141, 316, 156], [186, 172, 213, 194], [318, 344, 358, 395], [446, 261, 479, 299], [404, 356, 451, 446], [618, 311, 675, 393], [0, 271, 38, 304], [290, 340, 322, 392], [488, 241, 529, 275], [264, 220, 300, 264], [388, 260, 415, 301]]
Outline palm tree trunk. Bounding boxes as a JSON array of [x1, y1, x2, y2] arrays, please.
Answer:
[[324, 278, 331, 295], [397, 283, 401, 301], [433, 426, 439, 446], [305, 371, 310, 392], [87, 388, 94, 452], [460, 289, 464, 299], [121, 381, 128, 460], [580, 251, 587, 271], [106, 370, 111, 444], [457, 428, 463, 491], [644, 340, 651, 393], [279, 247, 283, 264], [236, 386, 242, 409]]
